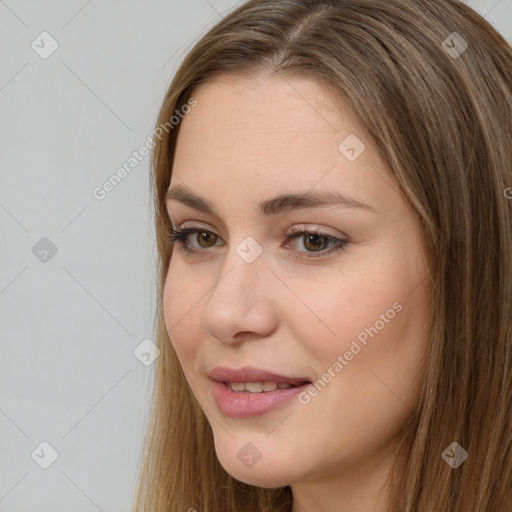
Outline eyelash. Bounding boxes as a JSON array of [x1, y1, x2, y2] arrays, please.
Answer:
[[168, 224, 348, 259]]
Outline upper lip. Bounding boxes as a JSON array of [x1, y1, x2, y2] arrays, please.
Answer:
[[208, 365, 311, 385]]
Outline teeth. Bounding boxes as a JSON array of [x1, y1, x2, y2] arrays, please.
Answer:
[[227, 381, 297, 393], [263, 381, 278, 391], [244, 382, 263, 393], [230, 382, 246, 392]]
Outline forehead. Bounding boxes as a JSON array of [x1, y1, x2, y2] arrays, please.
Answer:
[[177, 72, 348, 145], [171, 72, 390, 215], [175, 73, 356, 159]]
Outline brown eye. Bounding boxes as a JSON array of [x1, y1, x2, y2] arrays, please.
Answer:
[[286, 226, 348, 259], [196, 231, 218, 248], [302, 233, 329, 252], [169, 226, 222, 252]]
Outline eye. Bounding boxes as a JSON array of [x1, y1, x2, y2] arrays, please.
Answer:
[[285, 225, 348, 258], [169, 224, 348, 259], [169, 225, 221, 251]]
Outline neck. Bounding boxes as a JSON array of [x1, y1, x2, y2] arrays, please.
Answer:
[[289, 441, 404, 512]]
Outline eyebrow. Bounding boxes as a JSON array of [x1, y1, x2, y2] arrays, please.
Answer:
[[165, 184, 377, 216]]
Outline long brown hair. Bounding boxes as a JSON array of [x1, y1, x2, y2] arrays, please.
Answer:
[[133, 1, 512, 510]]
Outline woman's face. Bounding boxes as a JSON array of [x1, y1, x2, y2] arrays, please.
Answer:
[[163, 72, 431, 492]]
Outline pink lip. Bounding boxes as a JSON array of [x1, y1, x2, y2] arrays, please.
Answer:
[[210, 379, 310, 418], [207, 365, 310, 385]]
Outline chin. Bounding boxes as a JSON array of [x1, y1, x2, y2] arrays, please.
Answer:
[[213, 439, 294, 488], [223, 463, 292, 488]]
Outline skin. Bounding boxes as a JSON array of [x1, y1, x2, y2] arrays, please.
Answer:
[[163, 71, 431, 512]]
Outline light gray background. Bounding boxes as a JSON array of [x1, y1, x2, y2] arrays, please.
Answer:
[[1, 1, 510, 511]]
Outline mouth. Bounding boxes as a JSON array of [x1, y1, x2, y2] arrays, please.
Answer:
[[207, 367, 313, 418], [208, 365, 311, 387], [220, 380, 311, 393], [207, 365, 312, 417]]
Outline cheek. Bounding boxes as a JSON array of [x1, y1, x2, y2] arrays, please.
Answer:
[[286, 267, 408, 365], [162, 261, 204, 370], [286, 271, 429, 463], [293, 256, 430, 403]]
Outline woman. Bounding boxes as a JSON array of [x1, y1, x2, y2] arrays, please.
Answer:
[[133, 1, 512, 510]]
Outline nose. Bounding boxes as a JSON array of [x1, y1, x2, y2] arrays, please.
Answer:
[[202, 240, 279, 345]]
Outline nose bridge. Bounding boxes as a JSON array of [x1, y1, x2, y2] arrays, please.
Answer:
[[203, 235, 276, 342], [212, 234, 267, 305]]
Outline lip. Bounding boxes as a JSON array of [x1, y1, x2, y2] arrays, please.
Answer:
[[210, 379, 311, 418], [208, 365, 311, 385], [207, 365, 312, 418]]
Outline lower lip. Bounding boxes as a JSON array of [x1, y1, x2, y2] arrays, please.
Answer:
[[210, 379, 310, 418]]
